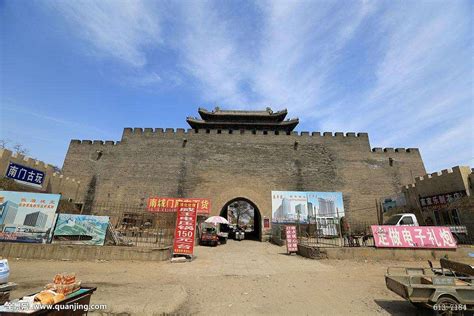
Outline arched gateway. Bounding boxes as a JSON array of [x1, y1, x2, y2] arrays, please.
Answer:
[[220, 198, 262, 241]]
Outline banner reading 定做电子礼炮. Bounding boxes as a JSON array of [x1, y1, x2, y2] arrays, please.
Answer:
[[371, 225, 457, 249]]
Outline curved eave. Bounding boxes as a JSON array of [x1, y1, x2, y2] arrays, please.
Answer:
[[198, 108, 288, 122], [186, 118, 299, 131]]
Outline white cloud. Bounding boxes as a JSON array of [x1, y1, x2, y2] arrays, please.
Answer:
[[421, 119, 474, 169], [127, 71, 162, 87], [45, 0, 473, 172], [171, 1, 254, 106], [314, 1, 473, 171], [49, 0, 161, 67], [170, 0, 376, 112], [253, 0, 376, 113]]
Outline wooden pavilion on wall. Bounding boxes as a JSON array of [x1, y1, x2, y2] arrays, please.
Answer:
[[186, 107, 299, 133]]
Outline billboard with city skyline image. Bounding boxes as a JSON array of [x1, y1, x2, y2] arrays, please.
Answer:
[[52, 214, 109, 246], [271, 191, 345, 225], [0, 191, 60, 243]]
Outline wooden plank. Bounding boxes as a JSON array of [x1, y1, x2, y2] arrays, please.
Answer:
[[440, 258, 474, 276]]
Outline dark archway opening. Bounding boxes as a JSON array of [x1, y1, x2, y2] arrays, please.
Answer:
[[220, 198, 261, 241]]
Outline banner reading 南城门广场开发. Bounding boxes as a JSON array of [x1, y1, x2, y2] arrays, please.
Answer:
[[147, 197, 210, 214], [173, 202, 198, 256], [371, 225, 457, 249], [0, 191, 60, 243]]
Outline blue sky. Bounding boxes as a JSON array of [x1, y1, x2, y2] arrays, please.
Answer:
[[0, 0, 472, 172]]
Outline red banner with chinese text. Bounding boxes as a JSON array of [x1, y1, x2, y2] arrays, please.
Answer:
[[147, 197, 210, 214], [173, 202, 198, 256], [286, 226, 298, 253], [371, 225, 457, 249]]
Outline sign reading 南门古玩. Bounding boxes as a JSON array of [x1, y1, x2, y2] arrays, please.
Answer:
[[173, 202, 198, 256], [371, 225, 457, 249], [5, 162, 45, 187]]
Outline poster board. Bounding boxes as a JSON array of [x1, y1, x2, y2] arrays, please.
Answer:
[[173, 202, 198, 256], [52, 214, 109, 246], [286, 225, 298, 254], [272, 191, 345, 224], [371, 225, 457, 248], [0, 191, 60, 243]]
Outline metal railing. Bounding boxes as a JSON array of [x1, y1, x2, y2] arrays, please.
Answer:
[[80, 201, 177, 248], [272, 221, 377, 248]]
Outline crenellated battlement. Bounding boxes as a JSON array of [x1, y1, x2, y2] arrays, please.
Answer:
[[0, 148, 82, 200], [51, 172, 81, 184], [402, 166, 472, 197], [120, 127, 370, 138], [371, 147, 420, 154], [70, 139, 120, 146], [403, 183, 416, 189], [66, 128, 423, 157], [0, 148, 53, 169], [413, 166, 464, 182]]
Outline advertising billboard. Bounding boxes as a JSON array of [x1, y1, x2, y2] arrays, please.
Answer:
[[0, 191, 60, 243], [371, 225, 457, 249], [147, 197, 210, 214], [173, 202, 198, 256], [286, 226, 298, 253], [52, 214, 109, 246], [272, 191, 345, 224]]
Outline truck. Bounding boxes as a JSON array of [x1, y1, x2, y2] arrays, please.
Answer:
[[383, 213, 470, 244]]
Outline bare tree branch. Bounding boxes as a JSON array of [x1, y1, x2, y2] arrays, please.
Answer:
[[0, 139, 10, 149], [12, 143, 29, 156]]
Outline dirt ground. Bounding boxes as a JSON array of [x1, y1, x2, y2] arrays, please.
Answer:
[[8, 240, 435, 315]]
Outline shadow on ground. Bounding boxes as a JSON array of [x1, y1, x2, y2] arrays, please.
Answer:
[[374, 299, 433, 315]]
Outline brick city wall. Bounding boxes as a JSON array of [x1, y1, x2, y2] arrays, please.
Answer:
[[401, 166, 474, 234], [59, 128, 426, 232], [0, 148, 81, 199]]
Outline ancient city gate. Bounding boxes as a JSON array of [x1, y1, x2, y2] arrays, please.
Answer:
[[59, 107, 426, 243]]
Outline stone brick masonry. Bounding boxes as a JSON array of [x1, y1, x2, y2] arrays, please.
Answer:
[[60, 127, 426, 238]]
